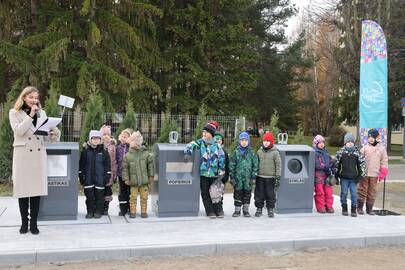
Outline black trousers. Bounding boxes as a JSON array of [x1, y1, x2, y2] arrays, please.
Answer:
[[118, 176, 130, 214], [84, 187, 105, 214], [200, 176, 222, 215], [18, 196, 40, 224], [254, 176, 276, 209], [233, 188, 252, 206]]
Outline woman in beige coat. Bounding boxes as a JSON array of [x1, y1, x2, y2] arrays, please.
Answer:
[[9, 86, 59, 235]]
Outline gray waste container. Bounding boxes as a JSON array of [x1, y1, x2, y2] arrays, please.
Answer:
[[38, 142, 79, 221], [151, 143, 200, 217], [276, 144, 315, 214]]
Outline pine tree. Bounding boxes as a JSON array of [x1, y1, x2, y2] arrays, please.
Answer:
[[116, 99, 137, 137], [193, 104, 208, 141], [0, 78, 24, 181], [80, 91, 104, 147], [0, 1, 164, 111], [44, 81, 61, 117], [157, 111, 179, 143]]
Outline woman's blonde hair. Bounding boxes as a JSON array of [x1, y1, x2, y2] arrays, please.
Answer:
[[14, 86, 40, 111]]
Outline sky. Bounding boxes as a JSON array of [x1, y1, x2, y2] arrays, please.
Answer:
[[285, 0, 310, 41]]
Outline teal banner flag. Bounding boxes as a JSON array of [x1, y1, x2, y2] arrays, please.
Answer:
[[359, 20, 388, 146]]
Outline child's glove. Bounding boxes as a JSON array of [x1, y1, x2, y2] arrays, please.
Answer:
[[378, 166, 388, 182], [275, 176, 281, 188], [183, 154, 192, 163], [124, 180, 130, 186]]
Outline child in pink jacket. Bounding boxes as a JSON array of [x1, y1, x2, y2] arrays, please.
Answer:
[[100, 125, 117, 215], [358, 129, 388, 215], [313, 135, 335, 213]]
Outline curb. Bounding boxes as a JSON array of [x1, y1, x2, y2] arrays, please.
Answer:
[[2, 235, 405, 266]]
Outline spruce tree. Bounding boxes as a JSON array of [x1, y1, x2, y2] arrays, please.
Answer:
[[80, 91, 104, 147], [157, 111, 179, 143], [116, 99, 137, 136], [193, 104, 208, 141], [0, 79, 24, 181]]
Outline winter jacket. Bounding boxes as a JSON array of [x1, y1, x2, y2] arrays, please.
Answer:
[[360, 143, 388, 177], [116, 142, 130, 178], [313, 147, 333, 184], [104, 139, 117, 186], [184, 138, 225, 178], [229, 147, 259, 190], [335, 146, 366, 181], [79, 143, 111, 188], [222, 148, 230, 183], [257, 146, 281, 178], [123, 147, 154, 187]]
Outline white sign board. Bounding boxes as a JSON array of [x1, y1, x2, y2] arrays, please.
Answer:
[[58, 95, 75, 109], [47, 155, 68, 177]]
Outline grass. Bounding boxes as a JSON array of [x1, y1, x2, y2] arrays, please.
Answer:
[[388, 159, 405, 165], [0, 181, 13, 197]]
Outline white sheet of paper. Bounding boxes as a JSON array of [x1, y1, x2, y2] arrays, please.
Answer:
[[37, 117, 62, 132], [58, 95, 75, 108]]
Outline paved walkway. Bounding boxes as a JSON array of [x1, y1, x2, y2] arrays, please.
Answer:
[[1, 194, 405, 266]]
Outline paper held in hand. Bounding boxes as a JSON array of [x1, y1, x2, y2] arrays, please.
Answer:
[[35, 117, 62, 134]]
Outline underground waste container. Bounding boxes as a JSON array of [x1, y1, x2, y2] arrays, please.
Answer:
[[38, 142, 79, 221], [151, 143, 200, 217], [276, 144, 315, 214]]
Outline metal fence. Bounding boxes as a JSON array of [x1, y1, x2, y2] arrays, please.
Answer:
[[60, 112, 244, 151]]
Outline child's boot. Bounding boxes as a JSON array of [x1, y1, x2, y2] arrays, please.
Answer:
[[141, 199, 148, 218], [366, 203, 375, 216], [85, 212, 94, 219], [129, 203, 136, 218], [255, 208, 262, 217], [267, 208, 274, 218], [103, 201, 109, 215], [351, 205, 357, 217], [357, 200, 365, 215], [243, 204, 251, 217], [342, 203, 348, 216], [232, 206, 241, 217]]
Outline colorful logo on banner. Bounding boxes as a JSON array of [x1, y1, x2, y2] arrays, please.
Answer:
[[359, 20, 388, 147]]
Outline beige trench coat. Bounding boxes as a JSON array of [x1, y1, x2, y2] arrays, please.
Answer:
[[9, 108, 49, 198]]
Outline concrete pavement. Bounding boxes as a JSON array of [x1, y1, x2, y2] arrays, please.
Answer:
[[1, 194, 405, 266]]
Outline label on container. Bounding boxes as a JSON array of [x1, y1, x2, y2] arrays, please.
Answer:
[[288, 178, 305, 184], [167, 179, 193, 185]]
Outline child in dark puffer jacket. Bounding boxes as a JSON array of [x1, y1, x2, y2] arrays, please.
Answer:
[[335, 133, 366, 217]]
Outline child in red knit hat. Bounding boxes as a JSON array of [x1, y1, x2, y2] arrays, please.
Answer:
[[254, 132, 281, 217]]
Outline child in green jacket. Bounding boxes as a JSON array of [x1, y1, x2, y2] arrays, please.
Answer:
[[123, 131, 154, 218], [230, 132, 259, 217]]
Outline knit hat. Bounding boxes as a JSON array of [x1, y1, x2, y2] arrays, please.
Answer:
[[100, 125, 111, 136], [89, 130, 102, 141], [214, 131, 224, 141], [262, 132, 275, 145], [312, 135, 325, 147], [368, 129, 380, 139], [120, 128, 132, 137], [344, 133, 355, 144], [239, 131, 250, 144], [209, 121, 220, 130], [128, 131, 143, 149], [203, 123, 216, 137]]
